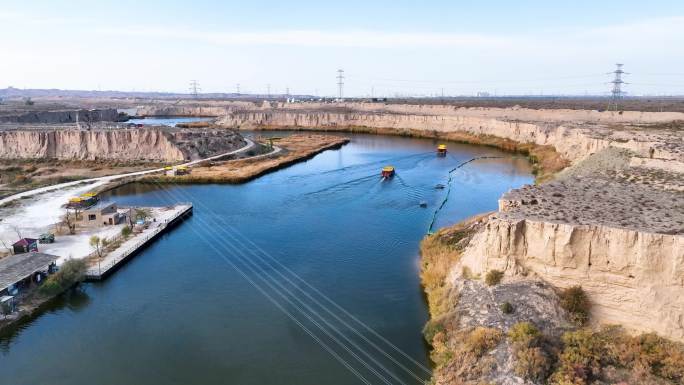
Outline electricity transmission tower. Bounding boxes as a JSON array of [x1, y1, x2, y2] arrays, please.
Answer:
[[336, 69, 345, 100], [189, 80, 201, 98], [236, 83, 240, 95], [266, 84, 271, 98], [607, 64, 627, 111]]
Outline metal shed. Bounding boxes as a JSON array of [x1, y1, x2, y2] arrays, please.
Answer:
[[0, 252, 58, 295]]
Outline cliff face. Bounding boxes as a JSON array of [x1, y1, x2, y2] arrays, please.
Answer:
[[0, 108, 120, 124], [456, 216, 684, 342], [135, 101, 255, 117], [0, 129, 186, 161], [218, 108, 683, 171], [264, 101, 684, 124]]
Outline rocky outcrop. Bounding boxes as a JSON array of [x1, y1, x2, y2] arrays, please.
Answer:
[[0, 128, 246, 162], [456, 215, 684, 342], [0, 108, 120, 124]]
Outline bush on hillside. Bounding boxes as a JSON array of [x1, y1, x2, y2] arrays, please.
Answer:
[[560, 286, 590, 325], [509, 322, 554, 382], [465, 327, 503, 357], [485, 269, 504, 286], [500, 301, 514, 314], [509, 322, 541, 345]]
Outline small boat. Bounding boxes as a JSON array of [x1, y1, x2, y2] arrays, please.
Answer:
[[435, 184, 445, 189], [419, 201, 428, 207], [381, 166, 395, 179], [437, 144, 447, 156]]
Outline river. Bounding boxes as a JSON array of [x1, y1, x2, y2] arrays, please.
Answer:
[[126, 116, 213, 127], [0, 132, 532, 385]]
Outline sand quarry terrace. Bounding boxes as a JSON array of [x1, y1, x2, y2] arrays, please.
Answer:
[[499, 176, 684, 235]]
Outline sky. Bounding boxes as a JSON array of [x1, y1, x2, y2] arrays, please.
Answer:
[[2, 0, 684, 97]]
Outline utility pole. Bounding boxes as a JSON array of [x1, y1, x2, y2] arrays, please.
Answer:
[[608, 63, 627, 111], [189, 80, 201, 98], [336, 69, 345, 101]]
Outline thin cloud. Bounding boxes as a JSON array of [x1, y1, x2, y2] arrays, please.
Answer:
[[92, 15, 684, 50], [95, 27, 515, 48]]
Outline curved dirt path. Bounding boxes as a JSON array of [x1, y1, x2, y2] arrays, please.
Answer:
[[0, 138, 255, 206]]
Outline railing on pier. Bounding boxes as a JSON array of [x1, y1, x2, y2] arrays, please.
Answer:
[[85, 203, 192, 279]]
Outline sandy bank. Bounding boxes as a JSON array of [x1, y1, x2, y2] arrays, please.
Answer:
[[142, 134, 349, 184]]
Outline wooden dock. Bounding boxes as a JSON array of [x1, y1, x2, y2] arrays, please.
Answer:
[[85, 203, 193, 281]]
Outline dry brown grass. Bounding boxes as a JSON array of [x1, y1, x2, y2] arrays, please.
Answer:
[[432, 327, 503, 382], [175, 121, 213, 128], [146, 134, 349, 184], [420, 213, 489, 318]]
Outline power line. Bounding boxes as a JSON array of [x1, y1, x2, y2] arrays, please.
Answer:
[[345, 73, 606, 85], [608, 63, 628, 111], [337, 69, 345, 100], [143, 173, 430, 384], [189, 80, 201, 98]]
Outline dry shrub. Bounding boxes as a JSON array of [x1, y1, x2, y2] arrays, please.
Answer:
[[601, 326, 684, 382], [508, 322, 554, 382], [423, 319, 446, 344], [633, 333, 684, 381], [433, 327, 502, 381], [550, 329, 608, 385], [465, 327, 503, 357], [515, 346, 553, 382], [484, 269, 504, 286], [560, 286, 590, 326], [500, 301, 514, 314], [548, 326, 684, 384], [509, 322, 541, 345]]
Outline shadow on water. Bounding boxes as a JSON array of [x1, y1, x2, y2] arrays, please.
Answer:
[[0, 286, 91, 353]]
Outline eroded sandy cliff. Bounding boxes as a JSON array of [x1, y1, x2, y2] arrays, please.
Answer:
[[0, 128, 245, 162], [218, 102, 684, 344]]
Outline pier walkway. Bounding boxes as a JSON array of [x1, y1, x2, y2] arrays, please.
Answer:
[[85, 203, 193, 280]]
